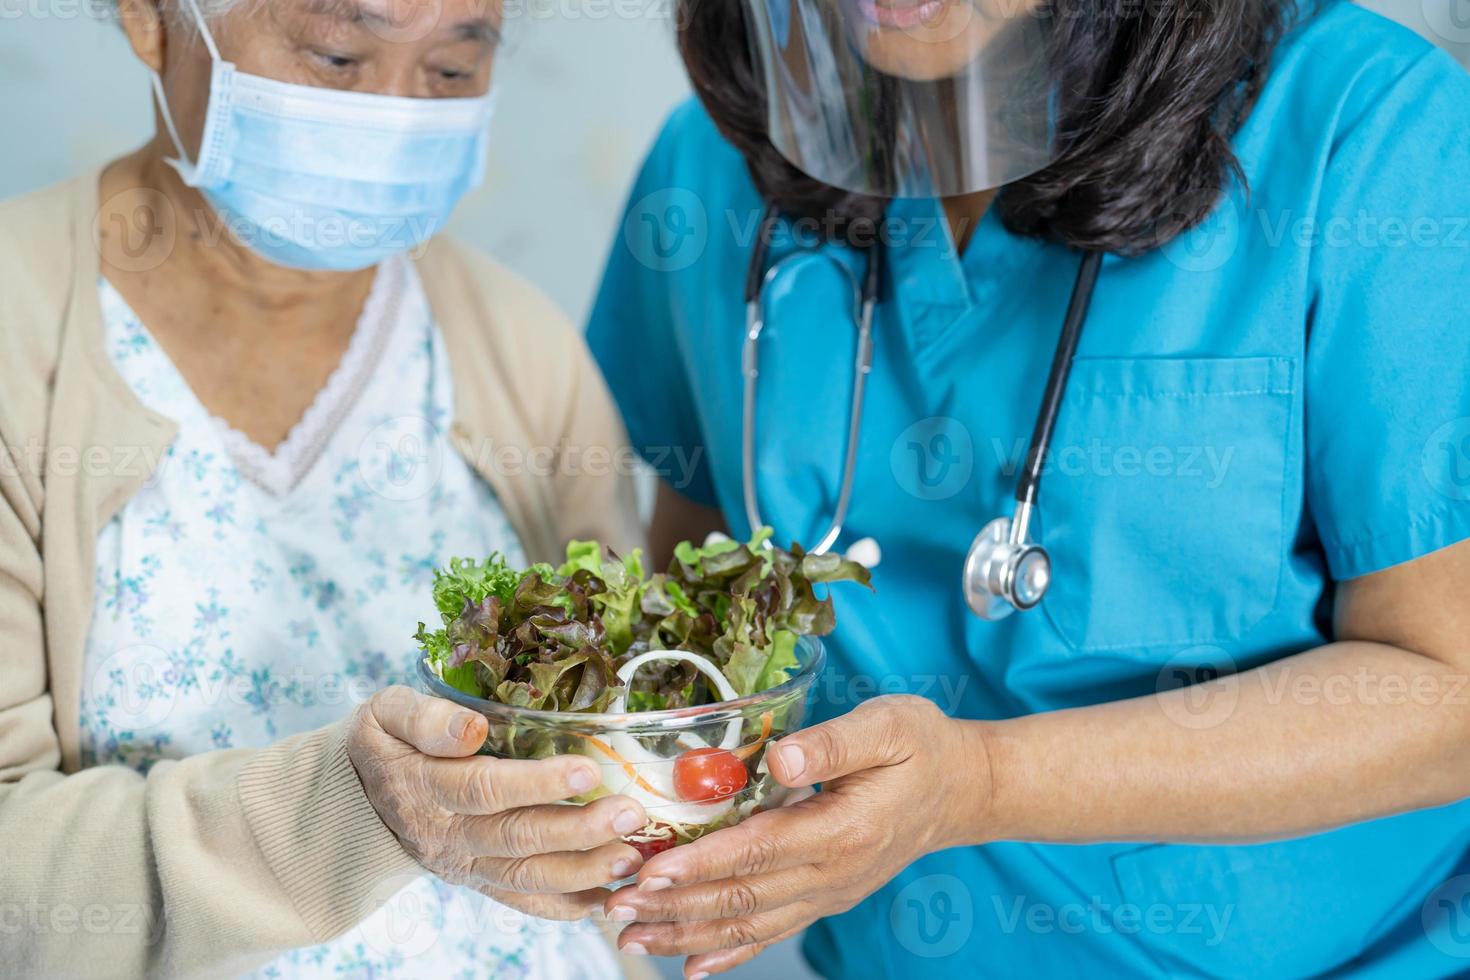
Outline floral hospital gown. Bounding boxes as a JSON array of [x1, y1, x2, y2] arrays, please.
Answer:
[[80, 254, 620, 980]]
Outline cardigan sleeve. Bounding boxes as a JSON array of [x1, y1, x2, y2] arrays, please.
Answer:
[[0, 491, 419, 976]]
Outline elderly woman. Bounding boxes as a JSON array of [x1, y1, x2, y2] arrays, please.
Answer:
[[0, 0, 655, 976]]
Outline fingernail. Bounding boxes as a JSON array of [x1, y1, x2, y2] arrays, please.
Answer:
[[613, 809, 645, 835], [778, 743, 806, 780], [449, 713, 476, 740], [568, 765, 598, 793], [690, 973, 710, 980], [622, 942, 649, 956], [640, 876, 672, 892], [612, 858, 639, 878], [609, 905, 637, 922]]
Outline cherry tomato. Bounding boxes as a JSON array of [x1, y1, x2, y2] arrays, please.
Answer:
[[673, 747, 749, 804], [629, 834, 678, 861]]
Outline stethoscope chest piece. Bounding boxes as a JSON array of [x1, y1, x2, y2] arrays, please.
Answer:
[[964, 516, 1053, 621]]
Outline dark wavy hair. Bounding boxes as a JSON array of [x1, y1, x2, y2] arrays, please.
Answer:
[[677, 0, 1299, 255]]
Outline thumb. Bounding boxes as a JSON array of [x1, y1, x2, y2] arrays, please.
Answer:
[[365, 685, 488, 759], [768, 696, 917, 788]]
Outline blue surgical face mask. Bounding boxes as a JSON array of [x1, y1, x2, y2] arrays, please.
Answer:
[[151, 0, 496, 271]]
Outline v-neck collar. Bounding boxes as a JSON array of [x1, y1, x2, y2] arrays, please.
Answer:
[[207, 256, 403, 498], [883, 196, 1053, 352], [97, 255, 404, 499]]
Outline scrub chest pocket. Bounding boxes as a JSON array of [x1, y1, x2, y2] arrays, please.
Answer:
[[1040, 356, 1297, 652]]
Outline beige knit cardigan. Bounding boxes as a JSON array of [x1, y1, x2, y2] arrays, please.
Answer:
[[0, 174, 649, 978]]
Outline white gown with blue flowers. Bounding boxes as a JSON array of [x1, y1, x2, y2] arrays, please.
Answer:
[[81, 254, 620, 980]]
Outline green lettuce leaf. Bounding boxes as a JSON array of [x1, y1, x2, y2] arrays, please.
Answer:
[[415, 530, 870, 715]]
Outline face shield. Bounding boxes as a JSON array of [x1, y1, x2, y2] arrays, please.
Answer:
[[743, 0, 1057, 198]]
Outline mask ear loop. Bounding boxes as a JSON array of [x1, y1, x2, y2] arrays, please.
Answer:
[[150, 0, 222, 167]]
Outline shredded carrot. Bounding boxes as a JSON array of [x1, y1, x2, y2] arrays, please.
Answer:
[[572, 733, 673, 799], [733, 711, 774, 762]]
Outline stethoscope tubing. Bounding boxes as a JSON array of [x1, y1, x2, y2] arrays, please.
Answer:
[[1017, 250, 1104, 510], [742, 202, 1103, 620], [742, 205, 883, 555]]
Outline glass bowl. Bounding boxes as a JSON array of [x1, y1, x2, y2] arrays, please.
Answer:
[[417, 638, 825, 857]]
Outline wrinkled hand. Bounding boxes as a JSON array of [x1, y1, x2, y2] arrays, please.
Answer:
[[604, 695, 990, 976], [348, 686, 647, 920]]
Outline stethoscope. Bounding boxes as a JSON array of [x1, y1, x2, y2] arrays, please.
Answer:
[[742, 203, 1105, 621]]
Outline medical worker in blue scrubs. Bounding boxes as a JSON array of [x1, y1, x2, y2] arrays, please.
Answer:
[[588, 1, 1470, 977]]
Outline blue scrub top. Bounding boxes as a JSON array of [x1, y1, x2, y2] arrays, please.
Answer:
[[587, 4, 1470, 977]]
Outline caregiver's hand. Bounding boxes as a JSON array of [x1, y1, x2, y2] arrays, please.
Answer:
[[604, 695, 988, 975], [347, 686, 648, 920]]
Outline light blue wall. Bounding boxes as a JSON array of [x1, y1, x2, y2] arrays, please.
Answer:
[[0, 2, 1464, 324], [0, 5, 1465, 980]]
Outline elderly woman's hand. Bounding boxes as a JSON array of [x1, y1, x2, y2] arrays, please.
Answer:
[[601, 695, 990, 976], [347, 686, 648, 920]]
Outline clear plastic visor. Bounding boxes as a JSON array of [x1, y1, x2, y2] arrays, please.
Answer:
[[744, 0, 1057, 198]]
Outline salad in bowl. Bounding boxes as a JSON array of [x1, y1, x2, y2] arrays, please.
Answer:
[[415, 531, 869, 856]]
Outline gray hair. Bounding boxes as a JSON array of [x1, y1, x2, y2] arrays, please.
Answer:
[[179, 0, 254, 22], [101, 0, 253, 31]]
